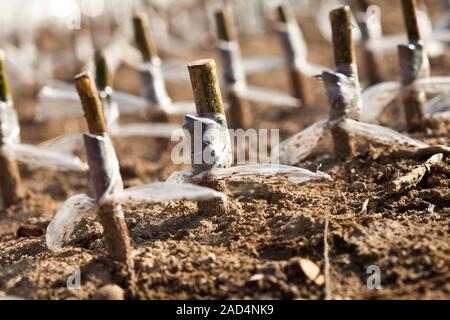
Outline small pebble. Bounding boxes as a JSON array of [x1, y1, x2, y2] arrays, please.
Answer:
[[350, 181, 366, 192]]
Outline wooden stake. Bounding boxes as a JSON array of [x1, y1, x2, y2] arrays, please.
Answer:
[[400, 0, 428, 132], [215, 8, 252, 129], [187, 59, 229, 215], [0, 50, 11, 102], [75, 72, 134, 287], [0, 50, 23, 209], [215, 7, 238, 42], [276, 4, 313, 107], [351, 0, 383, 85], [330, 6, 358, 76], [75, 72, 107, 134], [188, 59, 226, 116], [132, 13, 159, 62], [94, 50, 112, 91], [401, 0, 421, 44], [329, 6, 359, 158]]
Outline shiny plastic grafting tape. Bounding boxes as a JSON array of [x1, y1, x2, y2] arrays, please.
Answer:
[[137, 58, 172, 110], [0, 100, 20, 145], [217, 40, 246, 86]]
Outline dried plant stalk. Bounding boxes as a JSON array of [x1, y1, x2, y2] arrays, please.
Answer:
[[329, 6, 359, 158], [0, 50, 23, 209], [215, 8, 252, 129], [187, 59, 229, 215], [387, 153, 443, 193], [276, 4, 313, 106], [74, 72, 134, 286]]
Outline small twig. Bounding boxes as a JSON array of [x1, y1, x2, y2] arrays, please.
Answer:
[[0, 50, 23, 209], [132, 13, 159, 62], [386, 153, 444, 193], [324, 218, 332, 300]]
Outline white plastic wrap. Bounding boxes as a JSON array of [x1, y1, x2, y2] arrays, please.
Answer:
[[361, 77, 450, 122], [209, 164, 332, 184], [242, 56, 285, 73], [46, 182, 226, 251], [242, 85, 300, 108], [137, 59, 172, 109], [275, 22, 308, 69], [113, 182, 227, 204], [322, 70, 362, 121], [361, 82, 401, 122], [364, 10, 446, 57], [36, 84, 83, 121], [100, 88, 120, 128], [427, 94, 450, 118], [40, 133, 84, 155], [276, 120, 328, 165], [161, 58, 190, 83], [164, 101, 197, 115], [183, 113, 232, 174], [83, 133, 123, 203], [5, 143, 88, 172], [110, 122, 180, 138], [46, 194, 96, 251], [338, 119, 428, 149], [218, 41, 246, 86], [0, 100, 21, 145], [167, 164, 332, 185]]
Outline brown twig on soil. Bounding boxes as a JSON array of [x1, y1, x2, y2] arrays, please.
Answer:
[[392, 145, 450, 159], [215, 7, 252, 129], [276, 4, 313, 107], [386, 153, 444, 193], [324, 218, 332, 300], [0, 50, 23, 209], [350, 0, 383, 85], [133, 12, 159, 62], [329, 6, 360, 158], [74, 72, 134, 287], [187, 59, 229, 215]]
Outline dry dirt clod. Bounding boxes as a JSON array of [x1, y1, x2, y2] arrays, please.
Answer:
[[92, 284, 124, 300]]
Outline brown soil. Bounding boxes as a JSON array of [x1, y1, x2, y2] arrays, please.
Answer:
[[0, 0, 449, 300]]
